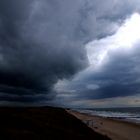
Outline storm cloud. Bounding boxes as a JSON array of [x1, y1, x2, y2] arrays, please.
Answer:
[[54, 12, 140, 107], [0, 0, 140, 105], [0, 0, 89, 102]]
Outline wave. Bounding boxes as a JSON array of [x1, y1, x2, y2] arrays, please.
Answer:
[[75, 107, 140, 124]]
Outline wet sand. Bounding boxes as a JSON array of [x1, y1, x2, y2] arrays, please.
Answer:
[[0, 107, 110, 140], [67, 110, 140, 140]]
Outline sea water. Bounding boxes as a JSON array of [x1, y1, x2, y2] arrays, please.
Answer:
[[75, 107, 140, 124]]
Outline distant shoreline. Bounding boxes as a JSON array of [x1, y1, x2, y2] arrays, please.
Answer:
[[67, 110, 140, 140]]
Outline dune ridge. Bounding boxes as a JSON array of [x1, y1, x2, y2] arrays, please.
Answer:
[[0, 107, 110, 140]]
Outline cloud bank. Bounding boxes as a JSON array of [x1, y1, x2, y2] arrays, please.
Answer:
[[0, 0, 140, 106], [55, 12, 140, 107]]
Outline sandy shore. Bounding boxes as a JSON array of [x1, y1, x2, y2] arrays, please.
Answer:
[[67, 110, 140, 140]]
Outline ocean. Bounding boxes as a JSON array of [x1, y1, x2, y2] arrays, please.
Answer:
[[75, 107, 140, 124]]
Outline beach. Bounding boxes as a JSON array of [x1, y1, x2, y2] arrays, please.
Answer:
[[0, 107, 110, 140], [67, 110, 140, 140]]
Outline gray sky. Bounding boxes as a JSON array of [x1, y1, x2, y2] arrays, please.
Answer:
[[0, 0, 140, 107]]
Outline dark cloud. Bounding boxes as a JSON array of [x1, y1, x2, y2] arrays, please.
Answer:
[[60, 40, 140, 102], [0, 0, 89, 102], [0, 0, 140, 104]]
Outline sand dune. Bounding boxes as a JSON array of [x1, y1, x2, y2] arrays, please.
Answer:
[[0, 107, 110, 140]]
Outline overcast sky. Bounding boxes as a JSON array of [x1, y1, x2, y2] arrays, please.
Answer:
[[0, 0, 140, 107]]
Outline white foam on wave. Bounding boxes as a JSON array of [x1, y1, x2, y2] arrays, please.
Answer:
[[76, 109, 140, 124]]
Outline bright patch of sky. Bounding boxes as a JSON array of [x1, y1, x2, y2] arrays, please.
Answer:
[[87, 13, 140, 67]]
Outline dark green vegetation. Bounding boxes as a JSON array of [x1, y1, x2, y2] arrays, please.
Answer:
[[0, 107, 110, 140]]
